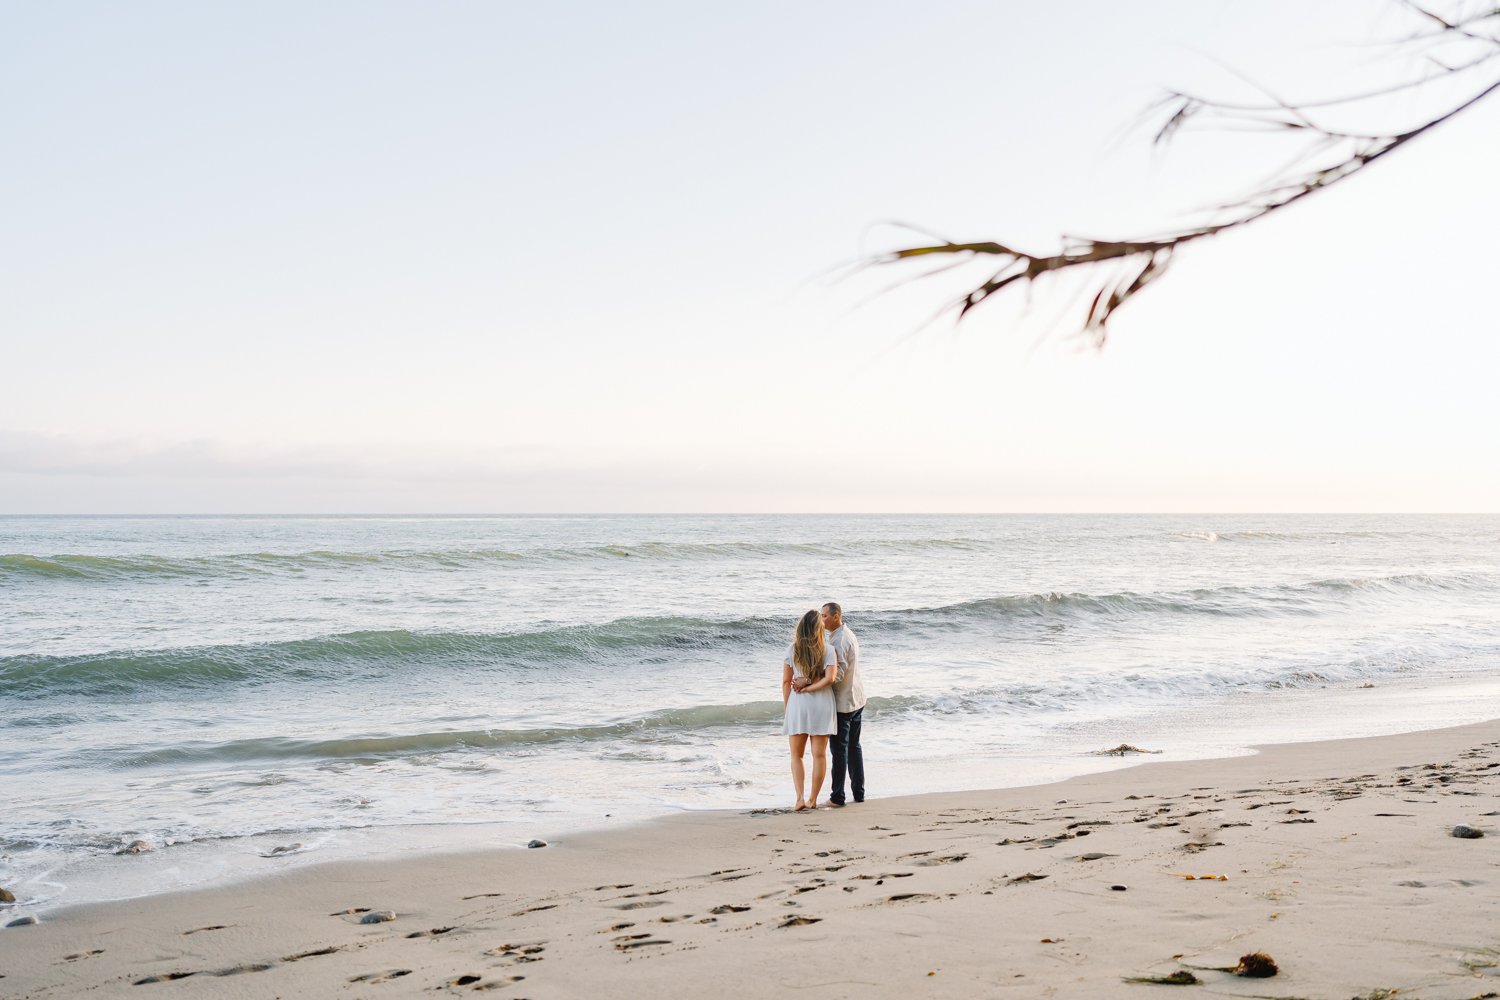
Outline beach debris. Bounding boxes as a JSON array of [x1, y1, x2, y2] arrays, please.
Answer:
[[1170, 874, 1228, 881], [1123, 970, 1199, 985], [6, 915, 39, 928], [359, 910, 397, 924], [1233, 952, 1278, 977], [1451, 824, 1485, 839], [1110, 885, 1128, 891], [259, 843, 302, 857], [1040, 937, 1061, 943], [0, 888, 14, 903], [115, 839, 152, 855], [1094, 744, 1162, 756], [1181, 951, 1279, 978], [527, 839, 548, 849]]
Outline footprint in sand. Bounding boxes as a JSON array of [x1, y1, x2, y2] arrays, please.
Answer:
[[136, 963, 274, 985], [613, 899, 668, 910], [214, 964, 275, 977], [135, 971, 200, 985], [405, 926, 456, 939], [778, 916, 821, 928], [911, 853, 968, 867], [473, 976, 526, 991], [283, 946, 340, 961], [182, 925, 228, 935], [614, 934, 671, 951], [709, 904, 750, 914], [884, 893, 938, 903], [64, 949, 105, 962]]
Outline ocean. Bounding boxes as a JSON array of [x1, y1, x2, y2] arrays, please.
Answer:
[[3, 513, 1499, 910]]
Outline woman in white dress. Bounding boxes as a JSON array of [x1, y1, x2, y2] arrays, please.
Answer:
[[781, 608, 838, 811]]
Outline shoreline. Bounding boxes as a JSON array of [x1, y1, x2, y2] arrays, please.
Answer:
[[10, 667, 1500, 915], [3, 718, 1498, 997]]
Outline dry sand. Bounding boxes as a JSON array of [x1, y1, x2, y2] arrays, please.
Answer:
[[3, 720, 1498, 999]]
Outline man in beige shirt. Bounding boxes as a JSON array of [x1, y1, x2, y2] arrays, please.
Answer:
[[820, 601, 864, 806]]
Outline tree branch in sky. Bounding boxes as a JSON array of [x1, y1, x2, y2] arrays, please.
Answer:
[[878, 1, 1500, 346]]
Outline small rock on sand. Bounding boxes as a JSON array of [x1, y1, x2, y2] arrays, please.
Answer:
[[6, 915, 39, 928], [359, 910, 397, 924], [527, 839, 547, 849], [0, 888, 15, 903], [1451, 824, 1485, 839]]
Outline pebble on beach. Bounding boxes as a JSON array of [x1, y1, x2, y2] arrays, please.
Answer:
[[1451, 824, 1485, 839], [527, 839, 547, 849], [6, 915, 39, 928], [359, 910, 397, 924], [0, 888, 15, 903]]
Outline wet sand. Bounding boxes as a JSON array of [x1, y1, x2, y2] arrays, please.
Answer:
[[2, 720, 1498, 998]]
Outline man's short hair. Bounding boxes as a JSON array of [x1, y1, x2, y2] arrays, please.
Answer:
[[822, 602, 842, 617]]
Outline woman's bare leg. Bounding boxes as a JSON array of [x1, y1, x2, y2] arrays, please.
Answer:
[[788, 734, 809, 809], [808, 735, 829, 808]]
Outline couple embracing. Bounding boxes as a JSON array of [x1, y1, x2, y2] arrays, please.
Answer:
[[780, 602, 865, 811]]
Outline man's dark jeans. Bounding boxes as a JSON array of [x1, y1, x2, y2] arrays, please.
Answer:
[[829, 707, 864, 805]]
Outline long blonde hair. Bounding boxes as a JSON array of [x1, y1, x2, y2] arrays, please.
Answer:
[[791, 609, 826, 682]]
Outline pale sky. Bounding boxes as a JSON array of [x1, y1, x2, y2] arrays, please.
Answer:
[[4, 1, 1498, 513]]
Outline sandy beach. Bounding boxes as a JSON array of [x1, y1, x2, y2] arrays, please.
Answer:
[[3, 720, 1498, 999]]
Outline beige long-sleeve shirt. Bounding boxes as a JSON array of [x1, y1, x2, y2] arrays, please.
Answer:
[[827, 624, 866, 713]]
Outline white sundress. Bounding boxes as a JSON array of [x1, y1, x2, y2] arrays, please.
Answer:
[[781, 641, 837, 736]]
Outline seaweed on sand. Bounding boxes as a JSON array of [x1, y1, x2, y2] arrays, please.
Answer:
[[1123, 970, 1199, 985]]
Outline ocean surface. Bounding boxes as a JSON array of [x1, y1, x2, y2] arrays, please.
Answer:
[[4, 513, 1500, 911]]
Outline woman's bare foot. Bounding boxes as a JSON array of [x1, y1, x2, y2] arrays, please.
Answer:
[[793, 800, 808, 812], [808, 799, 821, 810]]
